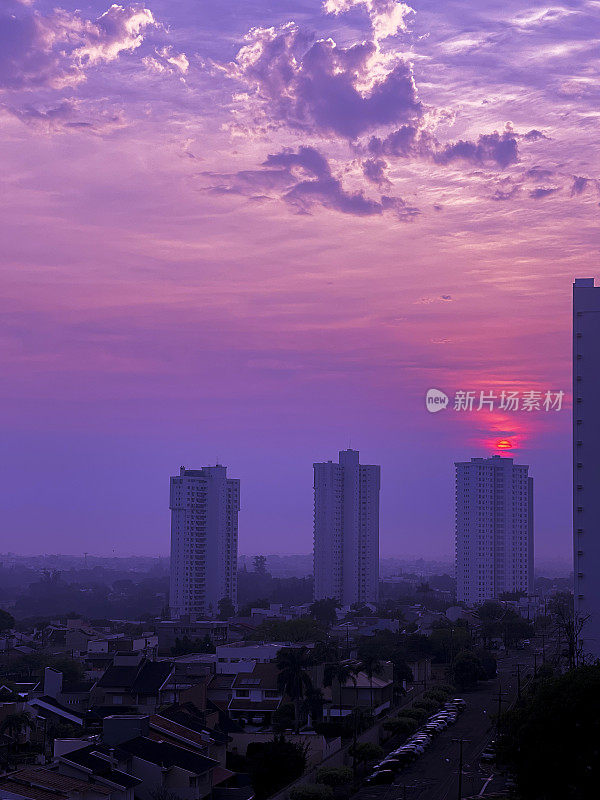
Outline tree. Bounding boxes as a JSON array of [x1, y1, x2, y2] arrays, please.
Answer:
[[309, 598, 340, 628], [0, 609, 15, 633], [451, 650, 484, 690], [351, 742, 383, 764], [383, 715, 418, 736], [498, 665, 600, 799], [324, 662, 357, 717], [316, 767, 353, 788], [290, 785, 333, 800], [277, 647, 313, 733], [217, 596, 235, 620], [248, 618, 325, 643]]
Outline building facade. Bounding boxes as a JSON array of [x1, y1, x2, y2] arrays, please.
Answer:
[[169, 465, 240, 618], [313, 449, 380, 605], [455, 455, 533, 605], [573, 278, 600, 658]]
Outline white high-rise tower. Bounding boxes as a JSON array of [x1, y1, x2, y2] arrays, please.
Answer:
[[313, 449, 380, 606], [169, 465, 240, 618], [455, 455, 533, 605], [573, 278, 600, 658]]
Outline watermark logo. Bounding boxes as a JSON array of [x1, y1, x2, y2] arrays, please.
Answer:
[[426, 388, 565, 413], [426, 388, 449, 413]]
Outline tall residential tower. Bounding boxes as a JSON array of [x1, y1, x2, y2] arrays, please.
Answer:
[[573, 278, 600, 658], [313, 449, 380, 606], [455, 455, 533, 605], [169, 465, 240, 618]]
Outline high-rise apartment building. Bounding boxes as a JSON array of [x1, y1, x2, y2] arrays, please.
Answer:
[[169, 465, 240, 618], [573, 278, 600, 658], [313, 449, 380, 606], [455, 455, 533, 605]]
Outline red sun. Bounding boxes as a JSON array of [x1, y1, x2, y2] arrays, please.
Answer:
[[496, 439, 513, 450]]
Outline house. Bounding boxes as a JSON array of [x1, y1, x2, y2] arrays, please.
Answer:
[[57, 742, 141, 800], [228, 663, 282, 728], [72, 715, 222, 800], [41, 667, 95, 712], [91, 653, 173, 714], [324, 662, 394, 718], [0, 766, 113, 800]]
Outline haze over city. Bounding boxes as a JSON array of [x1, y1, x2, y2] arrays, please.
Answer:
[[2, 0, 596, 560]]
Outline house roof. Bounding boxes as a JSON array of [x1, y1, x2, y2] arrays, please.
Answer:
[[118, 736, 219, 774], [28, 696, 84, 724], [96, 660, 172, 694], [232, 663, 280, 690], [343, 672, 392, 689], [208, 674, 236, 691], [4, 767, 111, 796], [59, 747, 141, 789]]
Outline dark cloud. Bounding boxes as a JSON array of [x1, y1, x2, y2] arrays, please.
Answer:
[[491, 185, 521, 201], [523, 129, 549, 141], [229, 22, 421, 139], [530, 186, 560, 199], [362, 157, 390, 186], [571, 176, 590, 196], [205, 145, 418, 218], [434, 130, 519, 169]]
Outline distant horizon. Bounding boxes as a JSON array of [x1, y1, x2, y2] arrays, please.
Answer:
[[1, 550, 573, 575]]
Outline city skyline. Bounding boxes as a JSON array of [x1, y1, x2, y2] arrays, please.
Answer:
[[2, 0, 595, 558]]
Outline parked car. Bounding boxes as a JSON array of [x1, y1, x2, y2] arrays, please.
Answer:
[[449, 698, 466, 710], [480, 747, 497, 763], [365, 770, 395, 785], [378, 758, 405, 772]]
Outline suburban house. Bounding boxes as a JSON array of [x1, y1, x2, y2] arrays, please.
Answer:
[[324, 662, 394, 718], [228, 664, 283, 727], [91, 653, 173, 713]]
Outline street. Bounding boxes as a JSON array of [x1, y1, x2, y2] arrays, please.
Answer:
[[354, 647, 538, 800]]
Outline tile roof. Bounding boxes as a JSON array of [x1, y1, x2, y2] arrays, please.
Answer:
[[9, 767, 111, 795]]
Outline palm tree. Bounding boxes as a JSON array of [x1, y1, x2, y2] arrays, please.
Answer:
[[276, 646, 313, 734], [359, 654, 382, 713], [324, 662, 357, 719]]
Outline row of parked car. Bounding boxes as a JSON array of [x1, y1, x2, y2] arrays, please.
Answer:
[[365, 698, 467, 785]]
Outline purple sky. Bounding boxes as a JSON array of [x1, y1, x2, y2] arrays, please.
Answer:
[[1, 0, 597, 561]]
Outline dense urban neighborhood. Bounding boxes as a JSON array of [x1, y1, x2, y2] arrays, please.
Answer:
[[0, 553, 588, 800]]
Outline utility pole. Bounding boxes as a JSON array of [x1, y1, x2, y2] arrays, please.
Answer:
[[452, 738, 468, 800], [493, 682, 508, 731], [515, 664, 522, 700]]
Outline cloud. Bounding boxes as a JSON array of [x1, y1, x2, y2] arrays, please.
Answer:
[[571, 175, 590, 196], [434, 129, 519, 169], [206, 145, 419, 218], [323, 0, 414, 42], [362, 157, 390, 186], [0, 3, 157, 91], [530, 186, 560, 199], [144, 46, 189, 75], [5, 99, 127, 134], [227, 21, 421, 139]]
